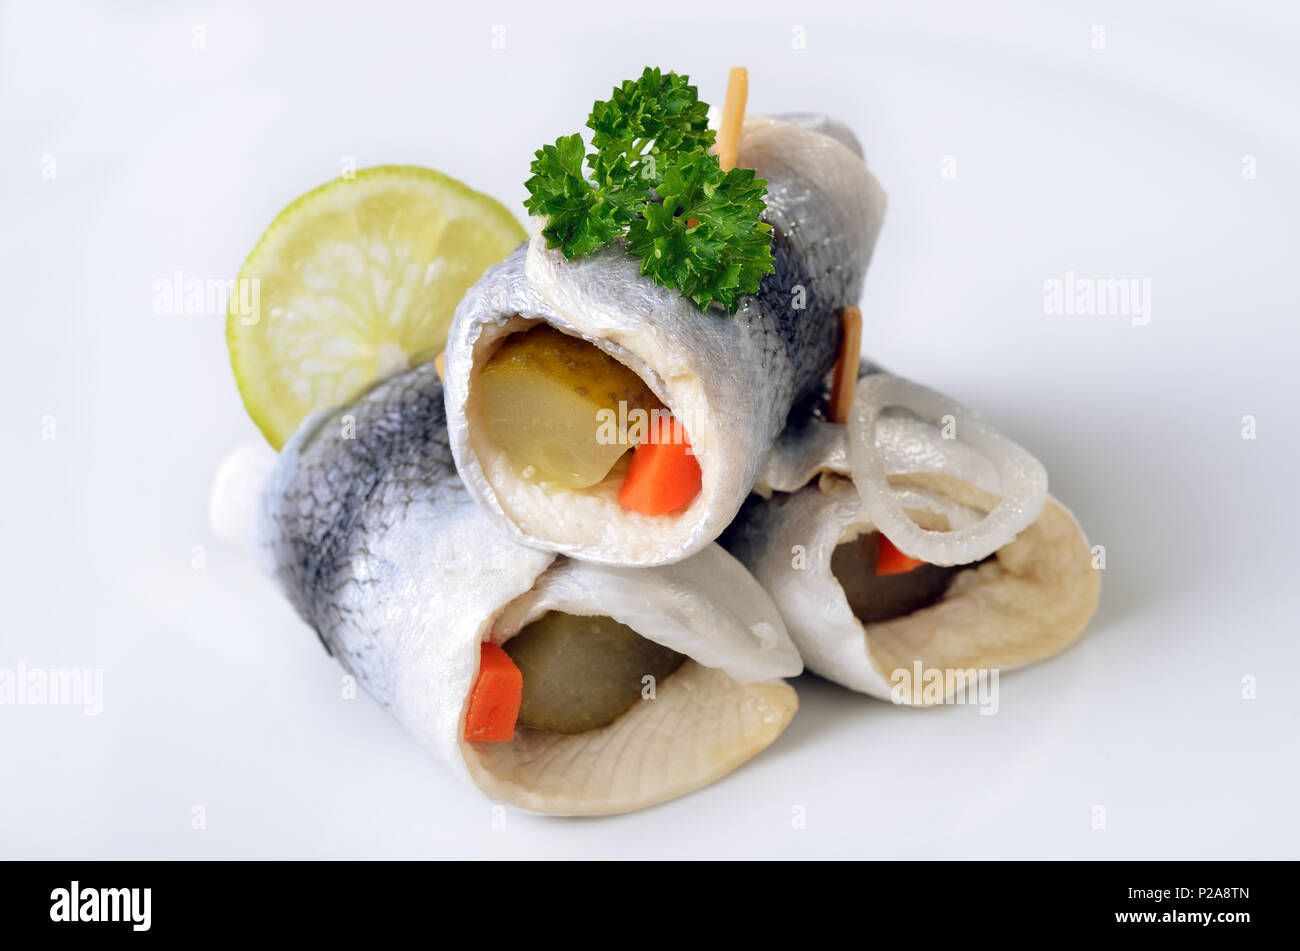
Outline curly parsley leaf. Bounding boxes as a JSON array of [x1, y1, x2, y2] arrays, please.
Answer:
[[626, 152, 774, 313], [524, 134, 626, 258], [522, 68, 773, 314], [588, 67, 714, 184]]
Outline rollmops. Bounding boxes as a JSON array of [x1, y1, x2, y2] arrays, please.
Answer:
[[721, 367, 1100, 704], [215, 364, 801, 815], [444, 114, 887, 566]]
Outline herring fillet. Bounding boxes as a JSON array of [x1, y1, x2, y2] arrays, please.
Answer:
[[256, 363, 801, 814], [721, 370, 1099, 701], [444, 114, 887, 566], [724, 474, 1100, 701]]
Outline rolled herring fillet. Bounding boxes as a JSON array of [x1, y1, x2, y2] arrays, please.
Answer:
[[444, 114, 887, 566], [723, 368, 1099, 702], [221, 363, 801, 815]]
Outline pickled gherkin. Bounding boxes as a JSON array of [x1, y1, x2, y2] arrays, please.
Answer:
[[476, 324, 664, 489], [830, 532, 964, 625], [503, 611, 686, 734]]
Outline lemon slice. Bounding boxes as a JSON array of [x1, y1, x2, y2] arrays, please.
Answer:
[[227, 166, 525, 448]]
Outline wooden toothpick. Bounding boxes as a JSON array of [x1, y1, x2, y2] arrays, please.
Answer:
[[828, 307, 862, 424], [716, 67, 749, 172]]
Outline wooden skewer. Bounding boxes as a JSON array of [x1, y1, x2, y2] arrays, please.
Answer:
[[715, 67, 748, 172], [828, 306, 862, 425], [434, 351, 446, 381]]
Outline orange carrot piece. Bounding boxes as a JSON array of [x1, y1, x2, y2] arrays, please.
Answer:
[[876, 534, 927, 576], [464, 643, 522, 742], [617, 416, 702, 516]]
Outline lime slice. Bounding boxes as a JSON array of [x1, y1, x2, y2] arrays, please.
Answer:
[[227, 165, 525, 448]]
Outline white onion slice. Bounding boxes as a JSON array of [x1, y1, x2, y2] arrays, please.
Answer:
[[889, 486, 987, 533], [846, 374, 1048, 566]]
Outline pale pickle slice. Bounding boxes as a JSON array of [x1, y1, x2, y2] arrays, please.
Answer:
[[476, 325, 664, 488], [504, 612, 686, 734]]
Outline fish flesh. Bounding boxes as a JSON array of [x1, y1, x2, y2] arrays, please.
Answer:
[[444, 114, 887, 566], [217, 363, 801, 815], [721, 367, 1099, 702]]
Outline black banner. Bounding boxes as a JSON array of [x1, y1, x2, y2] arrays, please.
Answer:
[[0, 860, 1275, 938]]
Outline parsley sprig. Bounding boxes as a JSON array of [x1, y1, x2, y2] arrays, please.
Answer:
[[523, 68, 774, 315]]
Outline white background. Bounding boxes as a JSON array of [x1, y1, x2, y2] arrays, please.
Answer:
[[2, 0, 1297, 858]]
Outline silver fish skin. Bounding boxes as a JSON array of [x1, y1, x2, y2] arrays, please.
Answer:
[[261, 364, 554, 781], [445, 114, 887, 567], [775, 112, 865, 156], [255, 363, 802, 814]]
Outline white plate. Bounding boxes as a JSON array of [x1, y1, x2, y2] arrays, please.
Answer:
[[2, 0, 1296, 858]]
